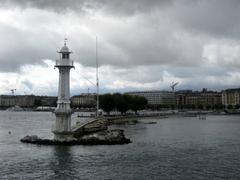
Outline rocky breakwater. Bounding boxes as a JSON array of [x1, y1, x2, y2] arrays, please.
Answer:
[[20, 129, 130, 145], [20, 117, 131, 145]]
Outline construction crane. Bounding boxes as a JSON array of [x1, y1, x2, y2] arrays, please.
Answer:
[[10, 89, 16, 96], [170, 82, 179, 92]]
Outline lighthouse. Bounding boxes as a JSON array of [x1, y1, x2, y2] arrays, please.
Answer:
[[53, 39, 74, 141]]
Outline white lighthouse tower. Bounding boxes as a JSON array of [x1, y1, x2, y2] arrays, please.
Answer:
[[53, 39, 74, 141]]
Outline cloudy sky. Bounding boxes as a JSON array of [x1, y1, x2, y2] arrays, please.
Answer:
[[1, 0, 240, 95]]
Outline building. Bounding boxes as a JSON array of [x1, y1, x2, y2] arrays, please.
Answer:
[[176, 89, 222, 109], [0, 95, 57, 108], [38, 96, 57, 107], [0, 95, 35, 108], [126, 91, 174, 106], [71, 93, 96, 108], [222, 88, 240, 107]]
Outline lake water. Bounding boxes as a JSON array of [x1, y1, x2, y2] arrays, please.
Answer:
[[0, 111, 240, 180]]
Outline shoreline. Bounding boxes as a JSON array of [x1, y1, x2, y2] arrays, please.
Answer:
[[78, 111, 235, 120]]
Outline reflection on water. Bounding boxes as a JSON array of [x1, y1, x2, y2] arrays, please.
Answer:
[[0, 111, 240, 179], [50, 146, 77, 179]]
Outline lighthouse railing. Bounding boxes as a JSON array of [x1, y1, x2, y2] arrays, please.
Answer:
[[55, 60, 74, 66]]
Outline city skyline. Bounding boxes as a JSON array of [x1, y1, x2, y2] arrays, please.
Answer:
[[1, 0, 240, 95]]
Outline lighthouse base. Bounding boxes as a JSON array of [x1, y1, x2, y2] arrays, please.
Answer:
[[52, 131, 75, 142], [53, 108, 73, 141]]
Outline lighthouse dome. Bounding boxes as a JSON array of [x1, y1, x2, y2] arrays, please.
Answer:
[[60, 45, 69, 52]]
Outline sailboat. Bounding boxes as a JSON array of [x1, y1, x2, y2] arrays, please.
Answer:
[[96, 36, 100, 117], [72, 37, 107, 135], [94, 37, 105, 121]]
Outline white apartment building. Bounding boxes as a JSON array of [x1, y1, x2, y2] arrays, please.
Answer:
[[222, 88, 240, 106], [71, 93, 96, 107]]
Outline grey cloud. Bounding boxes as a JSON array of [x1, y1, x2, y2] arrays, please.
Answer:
[[168, 65, 229, 79], [1, 0, 240, 92], [70, 11, 205, 69], [172, 0, 240, 39], [2, 0, 240, 40], [99, 0, 173, 16], [111, 66, 165, 84], [21, 79, 33, 90], [2, 0, 239, 72], [0, 0, 90, 13], [0, 0, 173, 15], [0, 23, 60, 72]]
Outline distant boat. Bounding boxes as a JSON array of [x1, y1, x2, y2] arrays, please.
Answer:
[[6, 105, 24, 111], [198, 114, 206, 120], [224, 109, 240, 114], [35, 106, 55, 111]]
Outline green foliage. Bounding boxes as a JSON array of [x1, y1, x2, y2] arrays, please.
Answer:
[[206, 105, 212, 110], [99, 93, 148, 114], [99, 94, 115, 114], [183, 104, 195, 109], [235, 104, 240, 109], [113, 93, 129, 114], [170, 104, 175, 110], [50, 99, 57, 107], [34, 99, 42, 107], [197, 104, 203, 109], [129, 95, 148, 113]]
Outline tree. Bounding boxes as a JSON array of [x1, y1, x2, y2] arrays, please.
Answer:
[[213, 104, 224, 110], [99, 93, 148, 115], [197, 104, 203, 109], [113, 93, 129, 115], [99, 94, 114, 115], [235, 104, 240, 109], [206, 105, 212, 110], [227, 104, 233, 109], [129, 95, 148, 114], [191, 104, 196, 110], [34, 98, 42, 107]]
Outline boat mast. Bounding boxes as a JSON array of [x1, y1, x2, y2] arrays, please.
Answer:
[[96, 36, 99, 117]]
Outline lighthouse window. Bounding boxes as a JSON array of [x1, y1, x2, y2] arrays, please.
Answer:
[[62, 54, 69, 59]]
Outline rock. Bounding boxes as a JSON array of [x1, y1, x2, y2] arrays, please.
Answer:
[[72, 117, 108, 137], [143, 122, 157, 124], [21, 135, 40, 142], [78, 129, 131, 145], [111, 119, 139, 125], [20, 129, 131, 145], [127, 122, 137, 125]]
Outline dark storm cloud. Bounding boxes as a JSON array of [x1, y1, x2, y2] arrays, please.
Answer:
[[1, 0, 240, 89], [0, 23, 59, 72], [173, 0, 240, 39], [2, 0, 240, 39], [1, 0, 90, 12], [1, 0, 173, 15]]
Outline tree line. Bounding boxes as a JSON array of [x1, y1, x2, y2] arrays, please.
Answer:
[[99, 93, 148, 115]]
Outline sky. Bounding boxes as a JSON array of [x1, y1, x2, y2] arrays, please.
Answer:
[[1, 0, 240, 96]]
